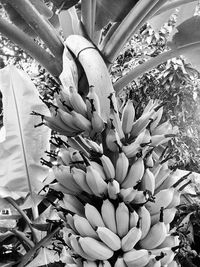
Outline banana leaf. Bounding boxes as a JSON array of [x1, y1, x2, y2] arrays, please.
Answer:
[[0, 66, 50, 197]]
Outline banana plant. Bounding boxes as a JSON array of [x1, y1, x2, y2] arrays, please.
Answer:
[[0, 0, 199, 266]]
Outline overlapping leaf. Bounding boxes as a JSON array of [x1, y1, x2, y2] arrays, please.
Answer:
[[0, 66, 50, 196]]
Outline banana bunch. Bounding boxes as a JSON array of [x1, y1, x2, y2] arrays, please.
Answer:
[[42, 35, 189, 267]]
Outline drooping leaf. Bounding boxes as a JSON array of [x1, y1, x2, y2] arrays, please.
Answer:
[[169, 16, 200, 72], [95, 0, 138, 31], [0, 66, 50, 196]]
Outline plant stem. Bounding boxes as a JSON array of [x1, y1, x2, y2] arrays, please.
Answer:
[[113, 42, 200, 95], [101, 0, 166, 64], [0, 18, 61, 77], [155, 0, 197, 16], [17, 226, 61, 267], [81, 0, 97, 41], [6, 197, 39, 243], [7, 0, 64, 61]]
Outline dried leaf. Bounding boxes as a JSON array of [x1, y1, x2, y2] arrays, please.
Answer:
[[0, 66, 50, 197]]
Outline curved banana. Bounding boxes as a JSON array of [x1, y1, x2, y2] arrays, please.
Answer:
[[101, 199, 117, 234], [100, 154, 115, 179], [91, 110, 105, 134], [107, 179, 120, 200], [156, 234, 180, 249], [116, 202, 129, 237], [69, 86, 88, 117], [121, 157, 145, 188], [137, 206, 151, 239], [71, 110, 92, 133], [121, 221, 142, 251], [129, 210, 139, 228], [121, 99, 135, 135], [85, 164, 108, 197], [52, 165, 82, 194], [145, 188, 175, 215], [120, 188, 137, 203], [114, 256, 127, 267], [84, 203, 105, 229], [150, 207, 177, 226], [149, 106, 163, 132], [96, 226, 121, 251], [79, 236, 114, 260], [69, 234, 95, 261], [83, 260, 98, 267], [65, 35, 117, 121], [90, 161, 106, 180], [105, 124, 121, 152], [141, 168, 156, 195], [58, 194, 85, 217], [123, 249, 151, 267], [139, 208, 167, 249], [115, 149, 129, 184], [71, 167, 93, 195], [73, 214, 98, 238]]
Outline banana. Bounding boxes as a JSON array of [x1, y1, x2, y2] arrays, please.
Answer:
[[129, 108, 155, 138], [107, 179, 120, 200], [90, 161, 106, 180], [145, 152, 154, 168], [115, 148, 129, 184], [69, 234, 95, 261], [100, 154, 115, 179], [71, 110, 92, 133], [108, 92, 125, 140], [116, 202, 129, 237], [149, 106, 163, 132], [69, 86, 88, 117], [99, 260, 112, 267], [121, 157, 145, 188], [84, 203, 105, 228], [121, 220, 142, 251], [57, 108, 83, 131], [105, 123, 121, 152], [86, 85, 101, 119], [52, 165, 82, 194], [71, 167, 93, 195], [137, 206, 151, 239], [145, 188, 175, 215], [141, 168, 156, 195], [85, 164, 108, 197], [58, 147, 73, 165], [101, 199, 117, 234], [65, 35, 117, 121], [114, 256, 127, 267], [79, 236, 114, 260], [73, 214, 98, 238], [150, 134, 175, 147], [91, 110, 105, 134], [139, 207, 167, 249], [83, 260, 97, 267], [120, 188, 137, 203], [151, 120, 173, 136], [65, 214, 77, 232], [129, 210, 139, 228], [96, 226, 121, 251], [131, 190, 150, 205], [123, 249, 151, 267], [156, 234, 180, 249], [167, 260, 179, 267], [150, 246, 179, 265], [85, 139, 103, 154], [58, 194, 85, 217], [154, 167, 173, 191], [145, 256, 162, 267], [150, 207, 177, 226], [49, 182, 78, 195], [121, 99, 135, 135]]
